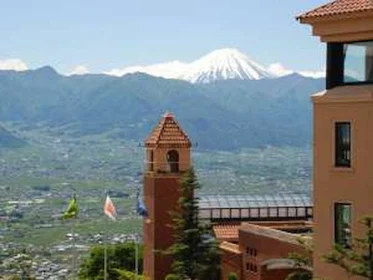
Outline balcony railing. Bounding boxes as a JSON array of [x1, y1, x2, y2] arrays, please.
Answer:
[[199, 206, 313, 221]]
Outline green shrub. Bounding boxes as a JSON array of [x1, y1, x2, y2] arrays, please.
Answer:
[[165, 274, 180, 280], [113, 269, 146, 280], [228, 272, 238, 280]]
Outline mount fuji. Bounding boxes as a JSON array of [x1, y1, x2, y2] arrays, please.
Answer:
[[104, 48, 324, 83], [180, 48, 274, 83], [184, 48, 274, 83], [105, 48, 276, 83]]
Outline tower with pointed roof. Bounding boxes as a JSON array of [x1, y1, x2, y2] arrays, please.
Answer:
[[143, 112, 192, 280], [299, 0, 373, 279]]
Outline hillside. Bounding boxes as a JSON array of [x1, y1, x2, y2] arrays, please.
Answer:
[[0, 125, 25, 148], [0, 68, 324, 150]]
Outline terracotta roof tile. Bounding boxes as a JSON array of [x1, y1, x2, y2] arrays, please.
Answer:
[[213, 221, 312, 242], [298, 0, 373, 20], [240, 223, 300, 246], [213, 224, 240, 242], [219, 241, 241, 254], [145, 112, 191, 148]]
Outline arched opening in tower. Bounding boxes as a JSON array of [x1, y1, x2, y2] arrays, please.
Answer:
[[148, 150, 154, 171], [167, 150, 179, 173]]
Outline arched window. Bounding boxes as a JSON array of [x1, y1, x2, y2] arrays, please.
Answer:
[[167, 150, 179, 173], [148, 150, 154, 171]]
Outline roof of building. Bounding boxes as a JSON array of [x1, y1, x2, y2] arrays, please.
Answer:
[[145, 112, 191, 148], [213, 223, 240, 241], [213, 221, 313, 242], [240, 223, 302, 246], [254, 221, 314, 231], [219, 241, 241, 254], [199, 193, 312, 209], [298, 0, 373, 20]]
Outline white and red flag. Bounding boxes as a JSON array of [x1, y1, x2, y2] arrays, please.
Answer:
[[104, 195, 117, 220]]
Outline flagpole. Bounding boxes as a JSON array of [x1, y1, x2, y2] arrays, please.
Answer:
[[104, 238, 107, 280], [135, 190, 139, 280], [72, 221, 74, 279], [135, 187, 148, 280], [68, 192, 78, 280], [135, 233, 138, 280], [104, 192, 108, 280]]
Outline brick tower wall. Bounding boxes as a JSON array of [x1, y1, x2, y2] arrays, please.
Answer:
[[143, 175, 183, 280]]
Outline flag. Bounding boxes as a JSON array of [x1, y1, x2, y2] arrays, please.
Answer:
[[63, 195, 78, 219], [136, 191, 148, 217], [104, 195, 117, 220]]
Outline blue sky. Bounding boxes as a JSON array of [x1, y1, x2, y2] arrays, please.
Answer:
[[0, 0, 327, 74]]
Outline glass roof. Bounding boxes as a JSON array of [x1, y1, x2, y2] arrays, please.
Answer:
[[198, 193, 312, 209]]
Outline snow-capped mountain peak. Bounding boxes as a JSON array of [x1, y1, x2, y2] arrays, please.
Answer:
[[180, 48, 274, 83], [103, 48, 323, 83]]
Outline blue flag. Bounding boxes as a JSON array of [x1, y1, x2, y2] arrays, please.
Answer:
[[136, 191, 148, 217]]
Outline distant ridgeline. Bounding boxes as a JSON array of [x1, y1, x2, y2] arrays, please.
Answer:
[[0, 67, 324, 150]]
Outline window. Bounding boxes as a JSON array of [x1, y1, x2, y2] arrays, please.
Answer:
[[167, 150, 179, 172], [246, 247, 257, 257], [335, 122, 351, 167], [148, 150, 154, 171], [335, 203, 352, 248], [326, 41, 373, 89], [246, 262, 258, 273], [344, 41, 373, 83]]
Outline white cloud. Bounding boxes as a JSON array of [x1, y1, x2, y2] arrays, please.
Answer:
[[0, 59, 28, 71], [104, 61, 189, 79], [299, 70, 325, 78], [68, 65, 89, 76], [267, 63, 294, 77], [267, 63, 325, 79]]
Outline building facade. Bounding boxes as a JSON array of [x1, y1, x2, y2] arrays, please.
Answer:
[[298, 1, 373, 279], [143, 112, 192, 280], [219, 223, 309, 280]]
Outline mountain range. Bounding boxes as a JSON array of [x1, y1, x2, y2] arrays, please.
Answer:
[[103, 48, 323, 83], [0, 66, 324, 150]]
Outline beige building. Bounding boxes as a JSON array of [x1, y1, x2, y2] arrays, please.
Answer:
[[298, 0, 373, 279]]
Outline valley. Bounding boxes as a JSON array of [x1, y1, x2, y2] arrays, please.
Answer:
[[0, 125, 311, 277], [0, 123, 311, 246], [0, 63, 317, 278]]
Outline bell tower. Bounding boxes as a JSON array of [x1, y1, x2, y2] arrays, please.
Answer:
[[143, 112, 192, 280]]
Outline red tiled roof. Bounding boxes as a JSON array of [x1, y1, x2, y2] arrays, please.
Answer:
[[213, 221, 313, 242], [213, 224, 240, 242], [240, 223, 301, 246], [219, 241, 241, 254], [298, 0, 373, 20], [145, 112, 191, 148], [253, 221, 313, 231]]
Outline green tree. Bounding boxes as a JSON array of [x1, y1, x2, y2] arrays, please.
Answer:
[[227, 272, 238, 280], [4, 249, 35, 280], [165, 167, 220, 280], [112, 268, 147, 280], [79, 242, 143, 280], [165, 274, 181, 280], [323, 216, 373, 280], [8, 276, 21, 280], [286, 237, 313, 280]]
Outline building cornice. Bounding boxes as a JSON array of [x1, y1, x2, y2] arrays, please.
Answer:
[[312, 85, 373, 103]]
